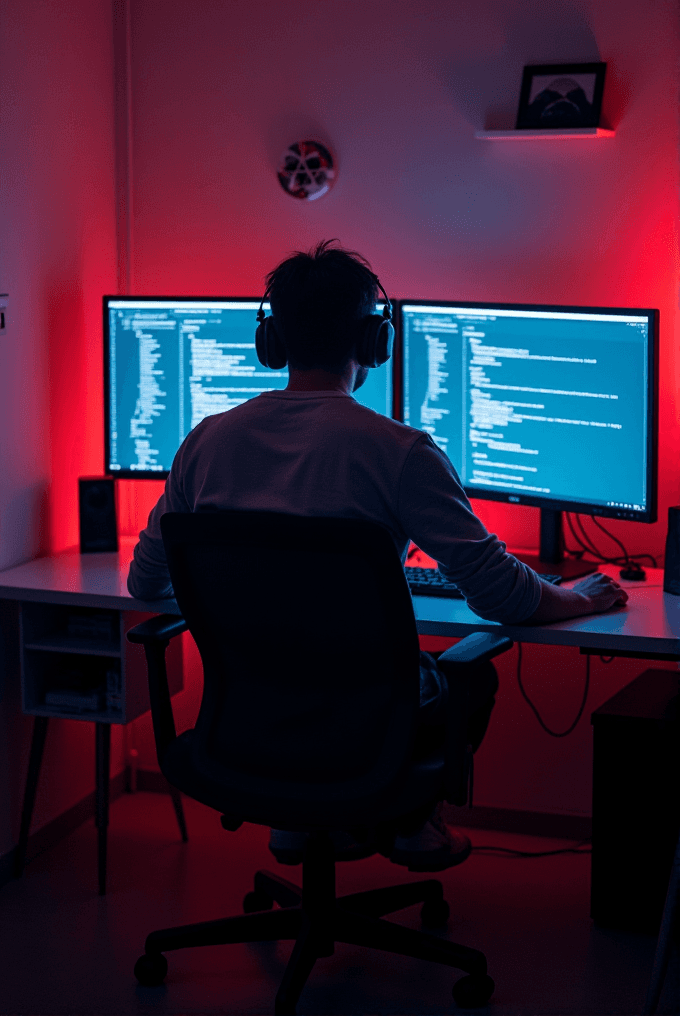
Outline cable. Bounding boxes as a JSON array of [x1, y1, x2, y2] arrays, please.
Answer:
[[593, 512, 658, 567], [567, 512, 609, 562], [590, 514, 631, 564], [566, 513, 657, 569], [576, 514, 604, 559], [472, 839, 591, 858], [516, 643, 590, 737], [565, 513, 595, 562]]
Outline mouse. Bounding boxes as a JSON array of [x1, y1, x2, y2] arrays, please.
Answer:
[[619, 563, 646, 581]]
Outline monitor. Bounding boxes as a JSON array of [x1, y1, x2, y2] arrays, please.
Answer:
[[105, 296, 394, 477], [401, 300, 658, 574]]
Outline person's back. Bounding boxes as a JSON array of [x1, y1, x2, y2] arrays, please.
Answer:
[[128, 239, 627, 869]]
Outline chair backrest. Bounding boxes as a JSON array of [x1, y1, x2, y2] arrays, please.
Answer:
[[161, 511, 423, 829]]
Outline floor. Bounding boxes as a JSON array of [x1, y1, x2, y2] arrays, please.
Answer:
[[0, 791, 676, 1015]]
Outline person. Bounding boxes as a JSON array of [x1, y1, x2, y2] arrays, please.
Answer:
[[128, 240, 628, 871]]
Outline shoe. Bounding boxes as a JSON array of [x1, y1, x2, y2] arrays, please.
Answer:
[[269, 828, 377, 866], [390, 804, 472, 872]]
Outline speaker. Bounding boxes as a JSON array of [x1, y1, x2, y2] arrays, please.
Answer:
[[79, 477, 118, 553], [663, 505, 680, 594]]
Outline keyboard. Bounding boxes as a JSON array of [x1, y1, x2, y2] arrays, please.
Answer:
[[404, 566, 563, 599]]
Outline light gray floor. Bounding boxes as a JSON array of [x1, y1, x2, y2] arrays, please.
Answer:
[[0, 791, 676, 1015]]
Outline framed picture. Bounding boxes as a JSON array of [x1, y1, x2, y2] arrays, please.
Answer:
[[515, 62, 606, 129]]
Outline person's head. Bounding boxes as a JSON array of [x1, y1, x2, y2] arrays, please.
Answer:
[[265, 240, 381, 372]]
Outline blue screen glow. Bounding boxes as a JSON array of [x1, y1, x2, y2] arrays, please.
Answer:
[[106, 298, 393, 475], [402, 303, 652, 513]]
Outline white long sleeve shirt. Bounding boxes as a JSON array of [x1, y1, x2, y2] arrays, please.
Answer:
[[127, 389, 542, 624]]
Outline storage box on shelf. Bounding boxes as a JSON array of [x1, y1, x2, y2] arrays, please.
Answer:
[[20, 603, 182, 724]]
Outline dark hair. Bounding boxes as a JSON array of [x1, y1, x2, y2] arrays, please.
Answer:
[[265, 239, 380, 371]]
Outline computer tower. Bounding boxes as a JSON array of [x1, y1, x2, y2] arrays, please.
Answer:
[[590, 668, 680, 932]]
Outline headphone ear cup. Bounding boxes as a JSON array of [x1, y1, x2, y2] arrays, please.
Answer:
[[357, 315, 394, 368], [255, 317, 287, 369]]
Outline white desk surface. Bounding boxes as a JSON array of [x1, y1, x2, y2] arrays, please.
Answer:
[[414, 566, 680, 656], [0, 548, 676, 655], [0, 540, 179, 615]]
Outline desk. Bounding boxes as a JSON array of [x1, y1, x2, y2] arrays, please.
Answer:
[[0, 542, 184, 894], [0, 550, 676, 895], [413, 566, 680, 659]]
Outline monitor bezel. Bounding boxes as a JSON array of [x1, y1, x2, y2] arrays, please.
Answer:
[[104, 294, 402, 480], [399, 299, 659, 524]]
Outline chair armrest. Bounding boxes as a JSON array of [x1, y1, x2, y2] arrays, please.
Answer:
[[126, 614, 188, 644], [438, 631, 513, 666], [126, 614, 188, 764]]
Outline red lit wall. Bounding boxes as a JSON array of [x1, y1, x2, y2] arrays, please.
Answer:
[[120, 0, 680, 819], [0, 0, 121, 856]]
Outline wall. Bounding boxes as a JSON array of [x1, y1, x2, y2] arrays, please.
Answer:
[[120, 0, 680, 818], [0, 0, 122, 856]]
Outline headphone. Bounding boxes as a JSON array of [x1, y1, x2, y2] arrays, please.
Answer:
[[255, 273, 394, 371]]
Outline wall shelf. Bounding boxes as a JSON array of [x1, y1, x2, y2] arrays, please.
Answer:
[[475, 128, 615, 140]]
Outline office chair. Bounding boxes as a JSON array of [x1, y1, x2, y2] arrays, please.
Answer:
[[127, 511, 513, 1014]]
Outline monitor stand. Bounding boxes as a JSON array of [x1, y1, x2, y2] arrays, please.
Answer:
[[513, 508, 597, 581]]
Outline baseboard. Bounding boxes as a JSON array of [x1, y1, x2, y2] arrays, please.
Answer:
[[0, 769, 128, 891], [0, 767, 591, 891], [444, 803, 591, 841], [117, 768, 593, 841], [133, 768, 593, 840], [132, 767, 173, 794]]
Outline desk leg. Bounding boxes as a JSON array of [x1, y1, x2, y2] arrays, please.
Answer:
[[95, 722, 111, 896], [15, 716, 49, 877], [169, 785, 189, 843]]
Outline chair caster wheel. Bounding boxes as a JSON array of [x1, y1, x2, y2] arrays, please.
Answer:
[[134, 952, 168, 986], [243, 889, 274, 913], [452, 973, 494, 1008], [420, 897, 450, 928]]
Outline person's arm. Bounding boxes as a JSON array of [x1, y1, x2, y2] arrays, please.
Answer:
[[397, 436, 628, 625], [398, 436, 543, 624], [522, 572, 628, 624], [127, 435, 196, 601]]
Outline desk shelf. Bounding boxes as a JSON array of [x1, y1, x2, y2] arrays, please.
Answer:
[[0, 556, 189, 896], [24, 638, 122, 656], [20, 602, 182, 725]]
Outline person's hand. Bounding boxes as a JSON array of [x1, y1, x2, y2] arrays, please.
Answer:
[[570, 572, 629, 613]]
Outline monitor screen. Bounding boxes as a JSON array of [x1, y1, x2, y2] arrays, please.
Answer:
[[401, 301, 658, 522], [105, 296, 394, 477]]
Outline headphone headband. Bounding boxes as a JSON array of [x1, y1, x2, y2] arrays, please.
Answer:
[[255, 268, 393, 370], [256, 287, 270, 324], [370, 273, 392, 321], [258, 275, 390, 321]]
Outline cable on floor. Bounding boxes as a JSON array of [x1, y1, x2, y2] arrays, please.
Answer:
[[471, 839, 592, 858]]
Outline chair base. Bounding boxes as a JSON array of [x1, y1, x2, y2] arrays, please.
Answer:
[[135, 833, 491, 1014]]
